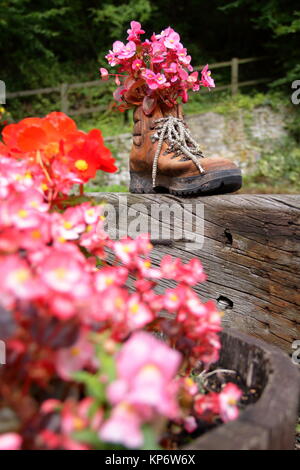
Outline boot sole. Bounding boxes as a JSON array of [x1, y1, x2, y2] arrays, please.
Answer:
[[130, 169, 242, 196]]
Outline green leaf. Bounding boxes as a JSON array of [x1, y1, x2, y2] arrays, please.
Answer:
[[72, 429, 126, 450], [141, 425, 160, 450], [72, 371, 106, 402], [96, 345, 117, 382]]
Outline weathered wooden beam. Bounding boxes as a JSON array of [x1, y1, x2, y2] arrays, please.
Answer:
[[88, 193, 300, 353]]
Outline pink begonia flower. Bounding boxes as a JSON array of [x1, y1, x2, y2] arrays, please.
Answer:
[[107, 332, 181, 419], [20, 214, 51, 250], [41, 398, 102, 450], [100, 402, 143, 449], [163, 286, 186, 312], [90, 286, 128, 323], [219, 383, 242, 422], [2, 254, 43, 300], [36, 244, 90, 294], [5, 188, 49, 229], [117, 41, 137, 60], [94, 266, 128, 292], [159, 255, 206, 285], [80, 202, 104, 225], [100, 68, 109, 80], [52, 206, 85, 241], [164, 31, 181, 49], [126, 293, 154, 330], [0, 433, 22, 450], [105, 41, 124, 66], [113, 237, 140, 265], [183, 416, 198, 433], [201, 64, 215, 88], [181, 377, 198, 396], [163, 62, 177, 74], [136, 258, 161, 279], [142, 69, 167, 90], [177, 51, 192, 66], [151, 41, 167, 63], [127, 21, 145, 41], [157, 26, 175, 39], [56, 333, 96, 380], [132, 59, 143, 71], [61, 398, 102, 435]]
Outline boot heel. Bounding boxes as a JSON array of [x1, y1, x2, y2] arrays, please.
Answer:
[[130, 172, 156, 194]]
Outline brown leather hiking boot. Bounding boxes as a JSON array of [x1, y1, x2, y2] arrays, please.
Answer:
[[129, 103, 242, 196]]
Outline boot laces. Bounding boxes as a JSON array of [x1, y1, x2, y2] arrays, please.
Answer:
[[151, 116, 205, 187]]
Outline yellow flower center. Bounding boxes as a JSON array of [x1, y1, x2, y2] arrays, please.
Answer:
[[184, 377, 194, 387], [41, 183, 48, 191], [227, 398, 237, 406], [73, 417, 85, 431], [18, 209, 28, 218], [142, 364, 159, 373], [30, 200, 38, 208], [144, 261, 151, 268], [75, 159, 88, 171], [130, 303, 139, 314], [105, 277, 113, 286], [14, 269, 30, 283], [115, 297, 124, 309], [71, 347, 80, 356], [63, 221, 73, 230], [86, 224, 93, 233], [31, 230, 41, 239], [44, 142, 59, 159], [170, 294, 178, 301], [54, 267, 67, 280], [86, 209, 95, 217]]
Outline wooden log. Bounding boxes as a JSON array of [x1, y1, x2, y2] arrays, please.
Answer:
[[89, 193, 300, 353], [184, 329, 300, 450]]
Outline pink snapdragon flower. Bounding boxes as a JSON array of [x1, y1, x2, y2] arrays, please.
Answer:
[[201, 64, 215, 88], [107, 332, 181, 418], [100, 402, 143, 449], [127, 21, 145, 41], [0, 433, 22, 450]]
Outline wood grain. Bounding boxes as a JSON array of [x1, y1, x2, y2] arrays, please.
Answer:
[[89, 193, 300, 353]]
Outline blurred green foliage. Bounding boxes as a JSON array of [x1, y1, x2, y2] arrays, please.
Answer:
[[1, 0, 299, 91]]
